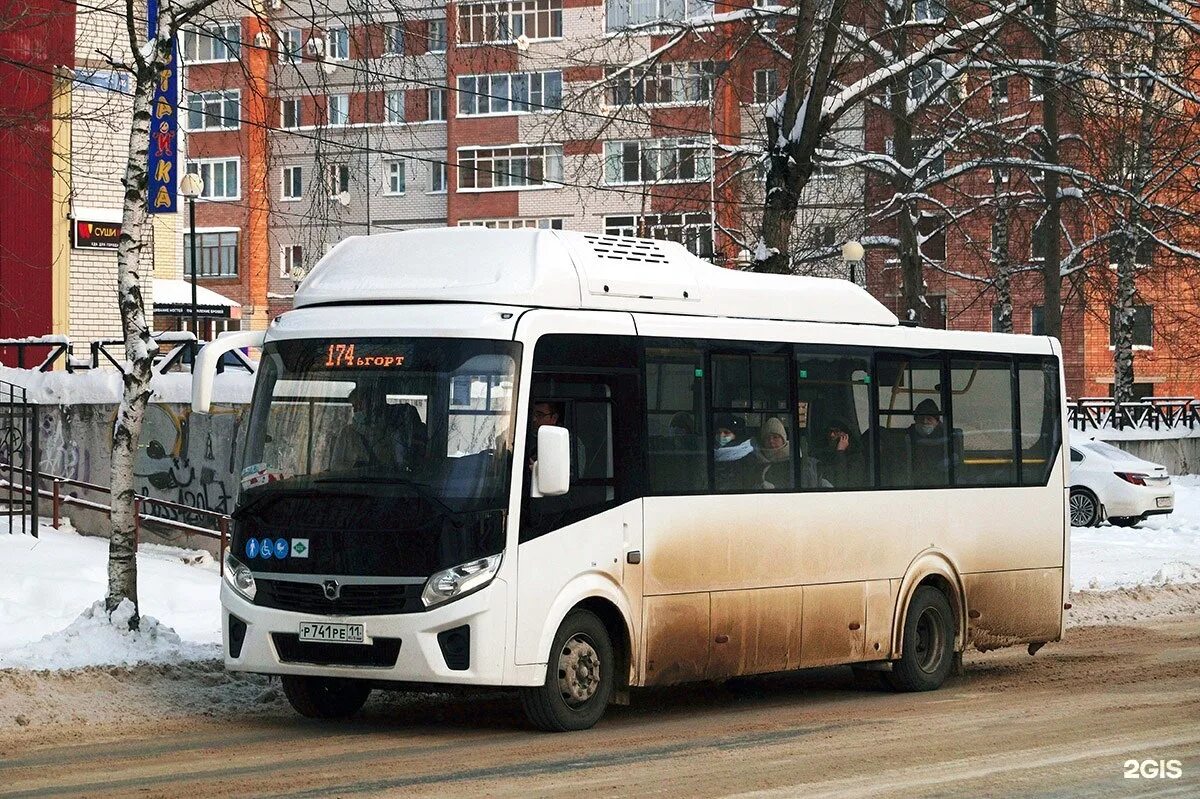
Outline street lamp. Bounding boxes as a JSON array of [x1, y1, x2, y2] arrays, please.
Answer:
[[842, 240, 865, 285], [179, 171, 204, 370]]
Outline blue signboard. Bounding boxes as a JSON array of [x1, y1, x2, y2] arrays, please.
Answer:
[[146, 0, 178, 215]]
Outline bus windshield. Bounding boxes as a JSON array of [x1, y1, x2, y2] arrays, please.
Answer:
[[240, 337, 520, 514]]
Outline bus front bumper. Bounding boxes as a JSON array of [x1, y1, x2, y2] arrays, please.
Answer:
[[221, 578, 510, 686]]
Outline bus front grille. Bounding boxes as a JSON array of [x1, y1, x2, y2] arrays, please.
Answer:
[[255, 578, 424, 615], [271, 633, 402, 667]]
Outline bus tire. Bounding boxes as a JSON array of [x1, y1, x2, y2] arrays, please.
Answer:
[[281, 675, 371, 719], [520, 609, 615, 732], [886, 586, 955, 693]]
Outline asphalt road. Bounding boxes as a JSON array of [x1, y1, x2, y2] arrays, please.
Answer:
[[1, 616, 1198, 798]]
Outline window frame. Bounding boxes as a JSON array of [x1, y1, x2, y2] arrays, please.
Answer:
[[280, 98, 302, 129], [184, 89, 240, 131], [184, 157, 240, 201], [456, 144, 563, 191], [327, 93, 350, 126], [385, 159, 407, 195], [281, 165, 303, 201], [180, 22, 240, 64], [184, 229, 239, 278]]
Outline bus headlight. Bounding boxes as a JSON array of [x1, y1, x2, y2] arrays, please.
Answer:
[[223, 552, 257, 601], [422, 553, 502, 608]]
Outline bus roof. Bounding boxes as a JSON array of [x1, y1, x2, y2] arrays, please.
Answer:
[[293, 228, 900, 327]]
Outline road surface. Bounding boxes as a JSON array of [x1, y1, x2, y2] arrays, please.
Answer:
[[1, 615, 1198, 798]]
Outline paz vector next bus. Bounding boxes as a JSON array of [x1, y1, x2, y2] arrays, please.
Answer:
[[193, 228, 1068, 732]]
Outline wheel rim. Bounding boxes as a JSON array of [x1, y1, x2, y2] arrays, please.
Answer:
[[1069, 492, 1095, 526], [557, 633, 601, 707], [913, 607, 946, 675]]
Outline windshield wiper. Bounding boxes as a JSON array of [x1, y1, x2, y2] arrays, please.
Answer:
[[314, 475, 456, 515]]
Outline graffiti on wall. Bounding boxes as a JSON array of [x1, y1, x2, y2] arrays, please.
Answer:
[[36, 402, 246, 530]]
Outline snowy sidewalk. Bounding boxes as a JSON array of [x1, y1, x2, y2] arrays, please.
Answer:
[[0, 522, 220, 669]]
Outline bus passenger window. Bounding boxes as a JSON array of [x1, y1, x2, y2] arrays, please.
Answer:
[[1019, 358, 1062, 486], [795, 350, 875, 490], [645, 346, 709, 493], [876, 356, 950, 488], [711, 352, 795, 492], [950, 358, 1016, 486]]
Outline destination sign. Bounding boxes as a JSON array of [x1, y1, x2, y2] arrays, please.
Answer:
[[323, 343, 408, 369]]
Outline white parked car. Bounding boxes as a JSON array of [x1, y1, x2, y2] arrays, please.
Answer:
[[1068, 438, 1174, 527]]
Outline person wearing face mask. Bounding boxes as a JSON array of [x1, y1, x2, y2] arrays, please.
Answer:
[[332, 386, 397, 470], [907, 398, 950, 486], [713, 413, 754, 489]]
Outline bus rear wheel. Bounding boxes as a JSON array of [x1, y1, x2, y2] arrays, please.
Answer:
[[520, 609, 615, 732], [281, 675, 371, 719], [885, 586, 955, 693]]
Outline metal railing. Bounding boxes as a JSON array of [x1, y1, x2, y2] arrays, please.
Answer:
[[1, 380, 39, 536], [0, 334, 255, 375], [1067, 396, 1200, 432], [0, 463, 230, 575]]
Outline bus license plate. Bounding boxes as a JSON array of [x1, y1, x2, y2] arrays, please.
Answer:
[[1157, 497, 1172, 508], [298, 622, 365, 645]]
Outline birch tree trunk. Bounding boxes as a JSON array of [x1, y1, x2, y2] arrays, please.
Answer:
[[106, 12, 176, 622], [1113, 227, 1136, 405], [993, 205, 1013, 333]]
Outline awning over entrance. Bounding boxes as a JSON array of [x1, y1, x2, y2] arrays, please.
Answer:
[[153, 278, 242, 320]]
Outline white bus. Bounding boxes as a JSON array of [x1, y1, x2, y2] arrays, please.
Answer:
[[194, 228, 1068, 732]]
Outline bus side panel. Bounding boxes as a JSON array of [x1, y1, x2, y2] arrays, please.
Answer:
[[963, 568, 1064, 650], [800, 582, 866, 667], [641, 593, 710, 686], [707, 586, 803, 678]]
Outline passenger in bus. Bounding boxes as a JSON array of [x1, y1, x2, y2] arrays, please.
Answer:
[[817, 418, 866, 487], [332, 386, 397, 470], [907, 398, 951, 485], [388, 402, 428, 469], [751, 417, 793, 490], [713, 414, 753, 462]]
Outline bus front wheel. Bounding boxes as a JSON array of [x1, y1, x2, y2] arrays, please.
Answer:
[[281, 675, 371, 719], [521, 609, 615, 732], [885, 586, 956, 693]]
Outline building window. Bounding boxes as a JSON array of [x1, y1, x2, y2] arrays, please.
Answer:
[[281, 98, 301, 129], [606, 61, 715, 106], [181, 23, 240, 64], [604, 212, 713, 258], [184, 89, 239, 130], [184, 231, 239, 277], [607, 0, 713, 30], [428, 18, 447, 52], [753, 69, 778, 105], [184, 158, 239, 200], [326, 27, 349, 59], [430, 161, 447, 192], [991, 72, 1009, 103], [1032, 305, 1045, 335], [1031, 216, 1051, 260], [1108, 232, 1154, 267], [459, 0, 563, 44], [327, 163, 350, 194], [386, 160, 406, 194], [280, 244, 303, 279], [1030, 75, 1046, 101], [917, 214, 946, 261], [428, 88, 447, 120], [384, 22, 404, 55], [458, 217, 563, 229], [458, 71, 562, 115], [457, 144, 563, 190], [385, 90, 405, 123], [908, 60, 945, 104], [328, 94, 350, 126], [1110, 305, 1153, 347], [603, 138, 713, 185], [278, 28, 302, 63], [282, 166, 303, 200], [911, 0, 946, 21], [912, 137, 945, 180]]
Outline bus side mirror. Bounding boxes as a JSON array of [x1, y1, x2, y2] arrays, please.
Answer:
[[533, 426, 571, 497], [192, 330, 266, 414]]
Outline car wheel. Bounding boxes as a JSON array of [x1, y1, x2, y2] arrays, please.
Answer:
[[520, 609, 615, 732], [885, 586, 956, 693], [1069, 488, 1100, 527], [281, 675, 371, 719], [1108, 516, 1139, 527]]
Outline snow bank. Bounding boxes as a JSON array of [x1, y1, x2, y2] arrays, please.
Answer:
[[0, 522, 221, 670], [1071, 475, 1200, 591]]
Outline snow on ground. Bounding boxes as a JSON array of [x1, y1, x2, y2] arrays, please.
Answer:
[[1071, 475, 1200, 590], [0, 521, 220, 669], [2, 474, 1200, 671]]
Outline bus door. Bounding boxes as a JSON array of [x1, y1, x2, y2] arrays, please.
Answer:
[[512, 318, 646, 668]]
